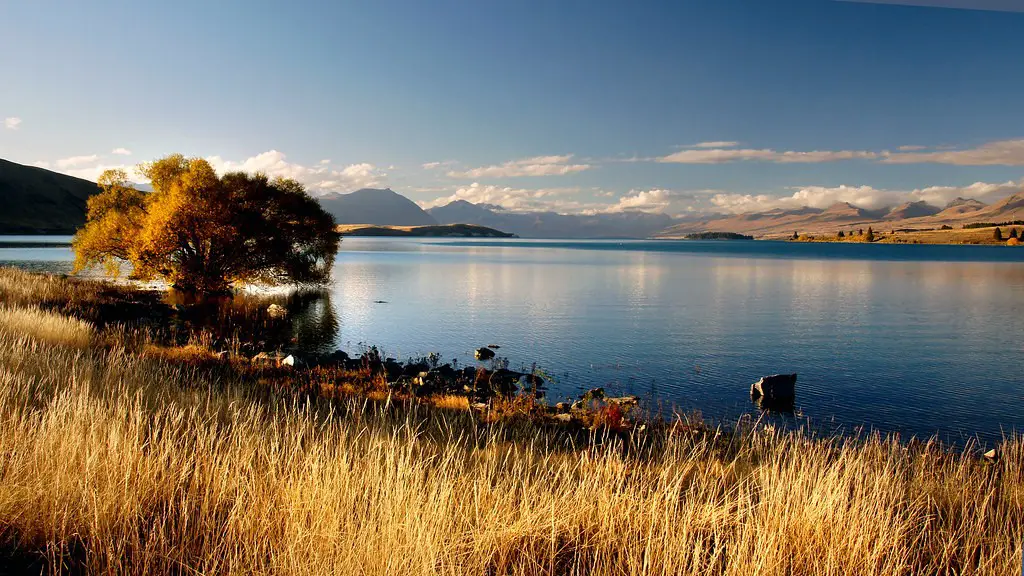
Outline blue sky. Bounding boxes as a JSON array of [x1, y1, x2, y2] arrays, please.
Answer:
[[2, 0, 1024, 215]]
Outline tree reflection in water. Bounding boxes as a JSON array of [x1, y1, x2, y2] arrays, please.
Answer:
[[162, 289, 338, 357]]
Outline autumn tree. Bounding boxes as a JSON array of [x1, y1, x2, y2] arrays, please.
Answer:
[[866, 227, 875, 242], [73, 154, 340, 293]]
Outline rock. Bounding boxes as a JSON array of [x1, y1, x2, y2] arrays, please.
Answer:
[[553, 413, 573, 423], [487, 344, 501, 349], [214, 351, 230, 361], [750, 374, 797, 402], [519, 373, 545, 390], [266, 304, 287, 319], [470, 402, 489, 412], [983, 448, 999, 463], [252, 351, 291, 367], [606, 395, 640, 407], [488, 369, 523, 396], [474, 347, 495, 361], [555, 402, 572, 413], [281, 354, 296, 367]]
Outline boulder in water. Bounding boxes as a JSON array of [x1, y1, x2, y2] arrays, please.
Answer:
[[474, 347, 496, 361], [750, 374, 797, 402]]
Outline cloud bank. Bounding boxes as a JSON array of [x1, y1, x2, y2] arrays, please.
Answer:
[[205, 151, 386, 193], [659, 139, 1024, 166], [447, 155, 591, 178], [708, 180, 1024, 213]]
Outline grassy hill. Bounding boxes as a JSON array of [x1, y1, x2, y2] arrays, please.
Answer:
[[0, 159, 100, 234]]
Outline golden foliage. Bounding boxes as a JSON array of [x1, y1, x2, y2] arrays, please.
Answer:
[[73, 154, 341, 293]]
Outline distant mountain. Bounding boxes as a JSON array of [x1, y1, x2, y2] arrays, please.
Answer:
[[0, 159, 100, 234], [318, 188, 437, 226], [656, 191, 1024, 239], [976, 192, 1024, 221], [884, 201, 941, 220], [428, 200, 674, 238]]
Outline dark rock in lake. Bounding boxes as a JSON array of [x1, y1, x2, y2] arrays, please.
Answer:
[[750, 374, 797, 402], [554, 402, 572, 413], [488, 369, 522, 396], [474, 347, 496, 361], [983, 448, 999, 463]]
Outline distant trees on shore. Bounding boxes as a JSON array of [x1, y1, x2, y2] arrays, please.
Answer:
[[73, 154, 340, 293]]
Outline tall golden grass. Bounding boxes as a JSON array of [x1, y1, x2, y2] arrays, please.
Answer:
[[0, 305, 95, 348], [0, 270, 1020, 574]]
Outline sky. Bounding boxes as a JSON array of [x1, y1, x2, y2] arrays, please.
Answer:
[[2, 0, 1024, 216]]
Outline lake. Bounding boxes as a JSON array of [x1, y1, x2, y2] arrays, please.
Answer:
[[2, 236, 1022, 442]]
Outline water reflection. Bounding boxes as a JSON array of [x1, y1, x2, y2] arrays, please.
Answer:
[[163, 289, 338, 356], [3, 236, 1023, 441]]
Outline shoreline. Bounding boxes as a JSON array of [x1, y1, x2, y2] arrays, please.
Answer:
[[0, 266, 1019, 574]]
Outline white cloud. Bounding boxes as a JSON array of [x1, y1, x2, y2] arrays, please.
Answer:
[[422, 160, 457, 170], [56, 154, 100, 169], [658, 138, 1024, 166], [319, 159, 330, 165], [660, 147, 880, 164], [447, 155, 591, 178], [205, 150, 386, 193], [63, 163, 137, 183], [4, 117, 21, 130], [111, 148, 132, 156], [882, 139, 1024, 165], [601, 189, 676, 213], [689, 141, 740, 149], [418, 182, 590, 212], [708, 179, 1024, 214]]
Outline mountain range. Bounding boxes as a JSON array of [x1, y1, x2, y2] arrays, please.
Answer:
[[656, 194, 1024, 238], [1, 157, 1022, 238]]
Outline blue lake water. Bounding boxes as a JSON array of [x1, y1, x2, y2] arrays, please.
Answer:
[[2, 236, 1023, 442]]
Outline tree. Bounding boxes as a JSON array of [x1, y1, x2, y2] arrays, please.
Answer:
[[792, 231, 799, 240], [866, 227, 874, 242], [73, 154, 340, 293], [837, 230, 845, 238], [993, 227, 1003, 242], [1011, 228, 1019, 239]]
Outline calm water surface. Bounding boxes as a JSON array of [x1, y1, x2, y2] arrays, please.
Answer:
[[3, 236, 1023, 442]]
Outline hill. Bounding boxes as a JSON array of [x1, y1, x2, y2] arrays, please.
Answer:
[[884, 201, 941, 220], [336, 223, 515, 237], [428, 201, 673, 238], [656, 191, 1024, 239], [937, 197, 987, 217], [318, 188, 437, 226], [0, 159, 100, 234]]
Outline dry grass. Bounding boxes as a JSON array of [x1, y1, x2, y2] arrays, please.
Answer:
[[0, 271, 1021, 574], [787, 226, 1023, 246], [0, 305, 95, 348]]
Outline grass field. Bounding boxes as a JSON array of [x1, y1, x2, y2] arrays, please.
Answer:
[[0, 268, 1020, 575]]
